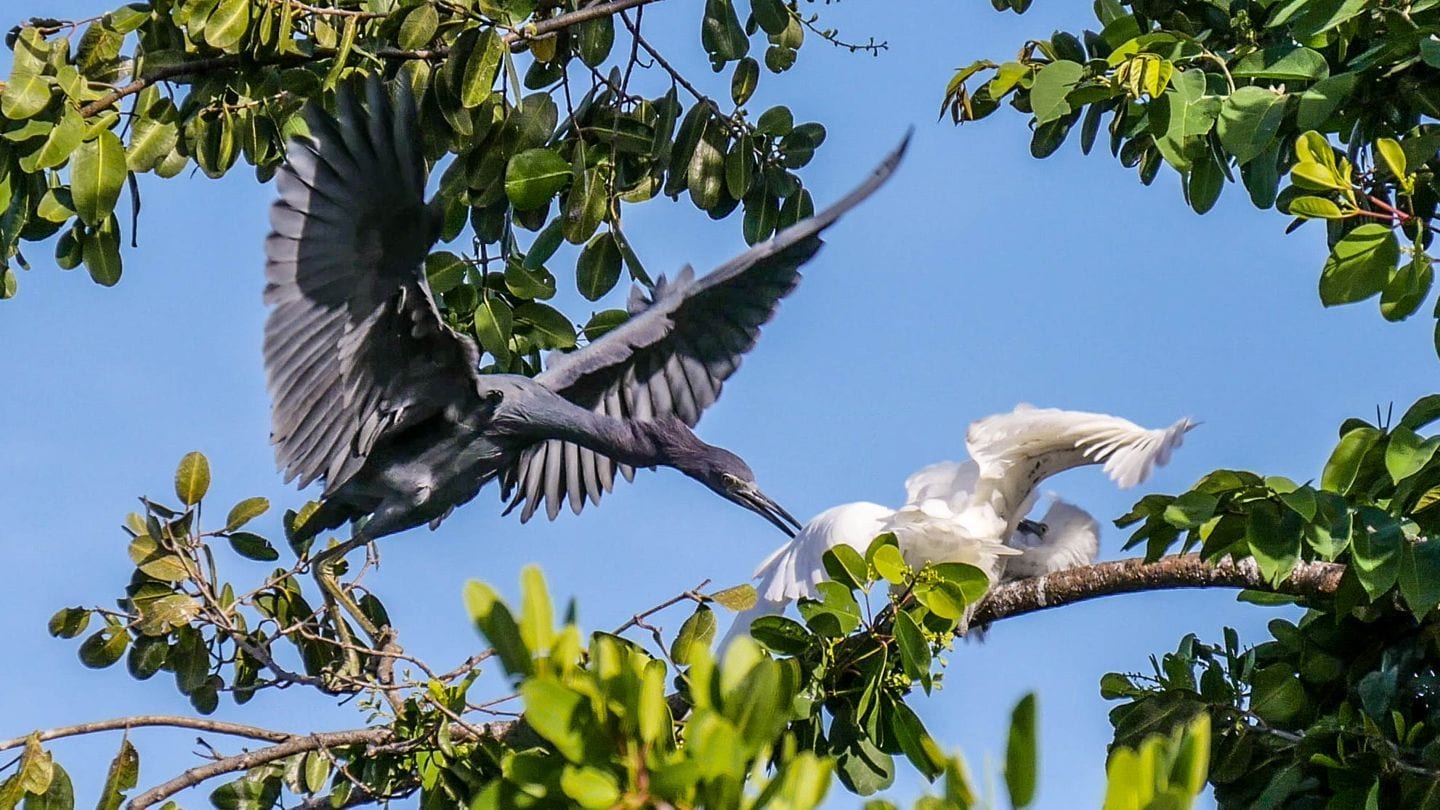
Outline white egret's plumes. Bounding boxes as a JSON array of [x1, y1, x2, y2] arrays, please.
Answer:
[[723, 404, 1194, 646], [1003, 497, 1102, 579]]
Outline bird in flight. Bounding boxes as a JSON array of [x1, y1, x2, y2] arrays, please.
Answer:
[[263, 75, 905, 586], [726, 405, 1194, 641]]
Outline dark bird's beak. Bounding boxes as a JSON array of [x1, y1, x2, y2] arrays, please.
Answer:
[[731, 481, 804, 537]]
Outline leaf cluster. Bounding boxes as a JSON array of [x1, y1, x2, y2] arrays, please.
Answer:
[[949, 0, 1440, 359]]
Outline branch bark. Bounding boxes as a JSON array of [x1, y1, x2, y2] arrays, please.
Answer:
[[972, 555, 1345, 626], [78, 0, 665, 118]]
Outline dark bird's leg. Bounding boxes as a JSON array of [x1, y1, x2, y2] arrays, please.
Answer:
[[308, 533, 395, 686]]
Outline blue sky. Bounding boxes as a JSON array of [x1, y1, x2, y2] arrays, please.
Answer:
[[3, 2, 1436, 807]]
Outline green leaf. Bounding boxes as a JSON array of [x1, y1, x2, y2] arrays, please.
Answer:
[[224, 497, 269, 531], [1, 71, 52, 120], [700, 0, 748, 62], [95, 739, 138, 810], [23, 762, 71, 810], [1250, 665, 1307, 723], [1287, 195, 1344, 220], [397, 4, 438, 50], [1186, 149, 1224, 214], [1322, 426, 1383, 494], [1247, 501, 1300, 586], [670, 605, 716, 665], [576, 14, 615, 68], [752, 0, 789, 34], [1163, 491, 1219, 528], [1319, 224, 1399, 306], [1403, 396, 1440, 431], [1153, 69, 1220, 171], [871, 542, 908, 584], [1377, 137, 1407, 179], [518, 564, 554, 654], [78, 627, 127, 669], [757, 105, 794, 136], [889, 700, 947, 782], [174, 451, 210, 505], [1387, 426, 1440, 482], [1296, 73, 1357, 130], [519, 678, 588, 762], [516, 302, 577, 349], [1217, 86, 1288, 165], [1352, 509, 1402, 601], [460, 28, 503, 108], [228, 532, 279, 562], [576, 231, 622, 301], [710, 583, 757, 611], [464, 580, 534, 678], [561, 765, 620, 809], [731, 57, 759, 106], [204, 0, 251, 51], [472, 295, 513, 365], [748, 615, 812, 655], [1005, 693, 1038, 808], [1231, 45, 1329, 81], [893, 610, 930, 687], [128, 535, 190, 581], [1400, 540, 1440, 617], [505, 148, 571, 210], [47, 607, 90, 639], [822, 545, 868, 591], [30, 109, 84, 171], [1381, 251, 1432, 322], [72, 130, 126, 226], [932, 562, 990, 604], [1029, 60, 1084, 124], [126, 634, 168, 680], [82, 218, 123, 287]]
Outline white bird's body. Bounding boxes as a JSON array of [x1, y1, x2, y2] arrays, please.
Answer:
[[724, 405, 1194, 644]]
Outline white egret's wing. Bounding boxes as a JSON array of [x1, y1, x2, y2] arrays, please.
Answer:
[[264, 77, 482, 495], [965, 405, 1194, 517], [1003, 498, 1101, 579], [901, 461, 978, 510], [501, 138, 910, 522], [722, 502, 892, 648]]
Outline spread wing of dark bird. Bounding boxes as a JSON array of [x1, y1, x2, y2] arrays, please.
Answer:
[[264, 78, 483, 496], [501, 134, 911, 522]]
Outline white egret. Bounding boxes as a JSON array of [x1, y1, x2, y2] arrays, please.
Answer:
[[724, 405, 1194, 643]]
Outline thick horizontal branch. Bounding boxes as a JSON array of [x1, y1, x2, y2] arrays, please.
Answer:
[[0, 716, 293, 752], [78, 0, 664, 118], [973, 555, 1345, 626]]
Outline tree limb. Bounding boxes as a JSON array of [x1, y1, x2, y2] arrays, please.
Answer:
[[125, 720, 518, 810], [0, 716, 294, 752], [77, 0, 665, 118], [973, 555, 1345, 626]]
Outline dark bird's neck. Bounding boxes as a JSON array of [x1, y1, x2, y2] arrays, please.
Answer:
[[535, 407, 707, 473]]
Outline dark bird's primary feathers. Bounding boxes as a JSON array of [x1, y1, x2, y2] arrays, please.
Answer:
[[263, 75, 906, 544]]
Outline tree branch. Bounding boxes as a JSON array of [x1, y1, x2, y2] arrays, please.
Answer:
[[0, 716, 293, 752], [972, 555, 1345, 626], [125, 720, 518, 810], [77, 0, 665, 118]]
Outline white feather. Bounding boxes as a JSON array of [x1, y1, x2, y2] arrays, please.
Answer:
[[1003, 497, 1101, 579]]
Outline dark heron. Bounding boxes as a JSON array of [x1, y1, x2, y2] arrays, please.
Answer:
[[264, 77, 904, 639]]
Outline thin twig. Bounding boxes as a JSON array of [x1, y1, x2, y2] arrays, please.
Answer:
[[0, 717, 293, 752]]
